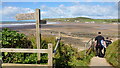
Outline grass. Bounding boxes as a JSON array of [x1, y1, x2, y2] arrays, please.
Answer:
[[67, 49, 95, 68], [27, 35, 56, 49], [77, 50, 95, 67], [44, 17, 118, 23], [105, 39, 120, 68]]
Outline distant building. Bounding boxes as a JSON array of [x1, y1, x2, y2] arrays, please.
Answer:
[[91, 21, 95, 23], [67, 20, 69, 21], [75, 20, 79, 22]]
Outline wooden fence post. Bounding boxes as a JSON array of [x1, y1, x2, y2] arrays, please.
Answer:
[[92, 39, 95, 52], [35, 9, 41, 61], [85, 43, 87, 58], [48, 43, 53, 66]]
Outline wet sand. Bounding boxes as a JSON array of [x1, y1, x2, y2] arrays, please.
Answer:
[[1, 23, 118, 35]]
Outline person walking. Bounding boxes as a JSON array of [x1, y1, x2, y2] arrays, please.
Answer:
[[103, 37, 112, 56], [105, 37, 112, 47], [95, 32, 105, 57]]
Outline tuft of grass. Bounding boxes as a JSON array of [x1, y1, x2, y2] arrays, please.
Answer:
[[77, 50, 95, 66], [105, 40, 120, 68], [69, 50, 95, 68]]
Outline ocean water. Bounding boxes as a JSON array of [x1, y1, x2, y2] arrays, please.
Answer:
[[0, 21, 59, 28]]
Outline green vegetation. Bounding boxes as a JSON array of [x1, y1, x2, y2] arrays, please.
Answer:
[[105, 40, 120, 68], [54, 42, 95, 68], [1, 28, 48, 64], [1, 28, 95, 67], [1, 28, 32, 48], [44, 17, 118, 23]]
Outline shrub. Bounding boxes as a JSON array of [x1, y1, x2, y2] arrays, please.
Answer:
[[1, 28, 33, 48]]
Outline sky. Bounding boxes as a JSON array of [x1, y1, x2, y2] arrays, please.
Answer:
[[1, 0, 119, 2], [0, 2, 118, 21]]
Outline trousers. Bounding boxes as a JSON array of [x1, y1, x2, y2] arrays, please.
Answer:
[[96, 45, 103, 57]]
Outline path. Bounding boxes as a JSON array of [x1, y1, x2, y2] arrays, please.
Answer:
[[89, 57, 114, 68]]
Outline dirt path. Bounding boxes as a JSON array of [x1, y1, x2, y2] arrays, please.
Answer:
[[89, 57, 113, 68]]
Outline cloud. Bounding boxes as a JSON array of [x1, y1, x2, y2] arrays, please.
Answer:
[[1, 6, 34, 20], [40, 4, 118, 19], [1, 3, 118, 21]]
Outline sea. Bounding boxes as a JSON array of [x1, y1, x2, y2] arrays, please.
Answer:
[[0, 21, 59, 28]]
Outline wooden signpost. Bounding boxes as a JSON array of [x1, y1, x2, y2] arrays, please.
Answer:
[[16, 13, 35, 20], [16, 9, 41, 61]]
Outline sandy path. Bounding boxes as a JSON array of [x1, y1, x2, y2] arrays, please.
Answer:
[[89, 57, 113, 68]]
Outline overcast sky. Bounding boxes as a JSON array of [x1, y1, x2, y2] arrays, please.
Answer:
[[1, 2, 118, 21]]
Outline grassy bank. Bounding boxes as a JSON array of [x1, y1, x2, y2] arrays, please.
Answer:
[[44, 17, 118, 23], [105, 39, 120, 68]]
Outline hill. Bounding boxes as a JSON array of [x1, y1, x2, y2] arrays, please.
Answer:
[[105, 39, 120, 68], [44, 17, 118, 23]]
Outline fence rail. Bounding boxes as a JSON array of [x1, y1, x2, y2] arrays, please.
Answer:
[[85, 38, 95, 56], [0, 48, 49, 53], [0, 43, 53, 66]]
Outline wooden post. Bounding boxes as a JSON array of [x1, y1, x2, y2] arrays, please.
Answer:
[[53, 32, 61, 54], [59, 32, 61, 38], [35, 9, 41, 61], [48, 43, 53, 66], [85, 43, 87, 58], [92, 39, 95, 52]]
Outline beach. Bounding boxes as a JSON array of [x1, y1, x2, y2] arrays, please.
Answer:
[[1, 22, 118, 50]]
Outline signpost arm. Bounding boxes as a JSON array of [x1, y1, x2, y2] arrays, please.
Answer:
[[35, 9, 41, 61]]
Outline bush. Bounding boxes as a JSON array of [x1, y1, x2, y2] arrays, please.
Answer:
[[1, 28, 33, 48], [1, 28, 48, 64]]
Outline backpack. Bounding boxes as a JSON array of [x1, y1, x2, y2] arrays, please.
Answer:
[[105, 40, 112, 47]]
